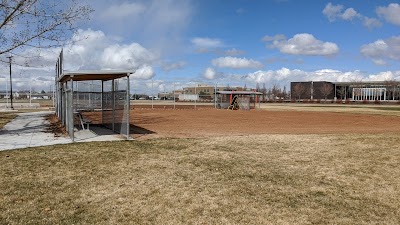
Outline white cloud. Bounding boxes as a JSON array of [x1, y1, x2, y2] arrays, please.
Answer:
[[191, 38, 244, 55], [323, 2, 382, 29], [0, 28, 160, 92], [100, 2, 146, 20], [262, 34, 286, 42], [368, 71, 398, 81], [132, 65, 155, 79], [100, 43, 158, 70], [362, 17, 383, 29], [360, 36, 400, 65], [203, 67, 218, 80], [242, 67, 400, 85], [341, 8, 359, 20], [161, 61, 186, 72], [201, 67, 227, 80], [94, 0, 192, 55], [323, 3, 341, 21], [263, 33, 339, 56], [60, 29, 159, 71], [222, 48, 245, 56], [191, 37, 224, 53], [372, 59, 388, 66], [377, 3, 400, 26], [212, 57, 263, 69], [191, 37, 223, 48], [323, 3, 345, 21]]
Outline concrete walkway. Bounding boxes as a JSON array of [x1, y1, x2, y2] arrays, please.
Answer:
[[0, 111, 129, 151], [0, 111, 71, 151]]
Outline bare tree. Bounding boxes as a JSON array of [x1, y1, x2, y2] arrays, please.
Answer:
[[337, 86, 346, 100], [351, 78, 364, 101], [255, 82, 260, 92], [319, 83, 333, 101], [282, 86, 287, 99], [384, 80, 399, 101], [0, 0, 92, 58], [261, 83, 267, 102], [272, 84, 280, 100], [292, 83, 305, 100]]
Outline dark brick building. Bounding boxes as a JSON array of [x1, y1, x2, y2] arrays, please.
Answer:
[[291, 81, 400, 101], [290, 81, 334, 100]]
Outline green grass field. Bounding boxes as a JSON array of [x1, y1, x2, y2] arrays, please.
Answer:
[[1, 134, 400, 224]]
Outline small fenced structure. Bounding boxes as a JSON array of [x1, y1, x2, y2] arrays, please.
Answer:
[[216, 91, 262, 110], [55, 52, 133, 141]]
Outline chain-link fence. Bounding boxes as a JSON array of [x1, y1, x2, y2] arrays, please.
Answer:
[[130, 79, 261, 109], [1, 76, 272, 110], [0, 77, 55, 109]]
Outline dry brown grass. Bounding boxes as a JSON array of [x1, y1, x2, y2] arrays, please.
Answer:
[[0, 99, 54, 107], [1, 134, 400, 224], [0, 112, 17, 129], [260, 103, 400, 117]]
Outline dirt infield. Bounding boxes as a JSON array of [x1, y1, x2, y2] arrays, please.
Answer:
[[82, 108, 400, 139]]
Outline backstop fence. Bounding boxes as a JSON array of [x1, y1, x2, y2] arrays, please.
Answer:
[[129, 79, 262, 110]]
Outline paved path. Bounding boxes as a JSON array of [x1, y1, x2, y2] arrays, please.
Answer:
[[0, 111, 71, 151]]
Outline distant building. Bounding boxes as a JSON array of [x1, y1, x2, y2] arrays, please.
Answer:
[[0, 91, 52, 99], [0, 92, 20, 99], [157, 84, 251, 101], [158, 90, 183, 100], [182, 84, 249, 98], [290, 81, 400, 101]]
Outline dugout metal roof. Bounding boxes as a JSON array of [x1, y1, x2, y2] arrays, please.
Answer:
[[58, 70, 134, 82], [217, 91, 263, 95]]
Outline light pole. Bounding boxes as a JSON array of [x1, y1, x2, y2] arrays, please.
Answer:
[[6, 55, 13, 110], [5, 74, 8, 107]]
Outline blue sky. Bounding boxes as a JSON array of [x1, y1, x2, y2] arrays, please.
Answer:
[[1, 0, 400, 92]]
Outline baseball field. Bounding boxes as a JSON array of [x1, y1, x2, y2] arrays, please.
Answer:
[[81, 103, 400, 139], [1, 104, 400, 224]]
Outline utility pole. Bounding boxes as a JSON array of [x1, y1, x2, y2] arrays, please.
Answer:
[[6, 55, 13, 110], [5, 73, 8, 107]]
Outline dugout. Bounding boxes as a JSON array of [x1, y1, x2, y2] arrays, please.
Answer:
[[216, 91, 262, 110], [56, 70, 133, 141], [55, 48, 133, 142]]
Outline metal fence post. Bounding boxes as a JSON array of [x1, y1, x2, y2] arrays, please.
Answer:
[[173, 80, 176, 109], [214, 82, 217, 109], [151, 79, 154, 109], [126, 74, 130, 139]]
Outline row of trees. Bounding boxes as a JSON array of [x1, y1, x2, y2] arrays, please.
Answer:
[[254, 83, 289, 101]]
